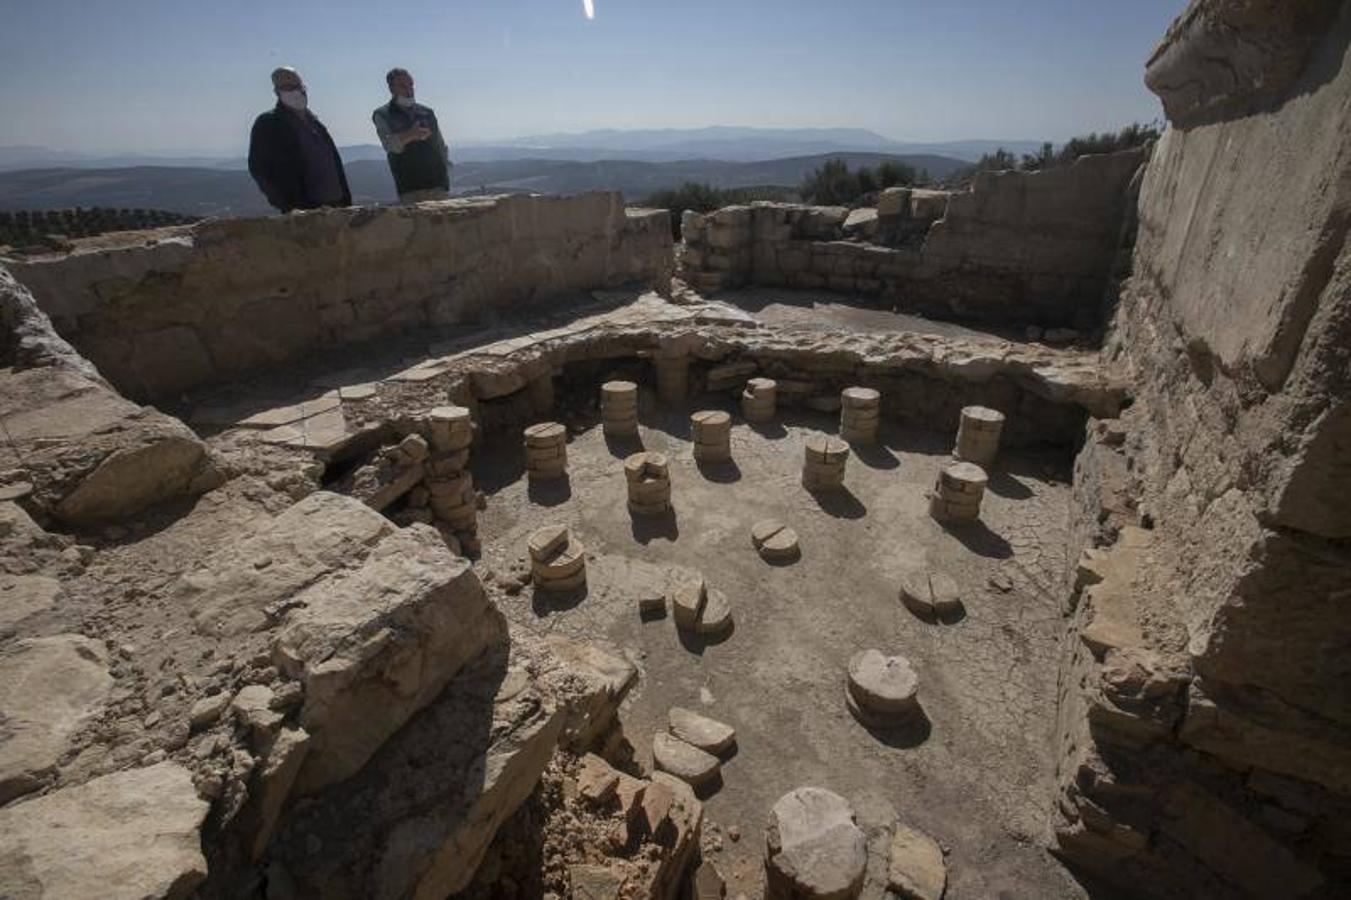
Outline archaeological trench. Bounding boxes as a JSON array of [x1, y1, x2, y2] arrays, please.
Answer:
[[1, 3, 1349, 899]]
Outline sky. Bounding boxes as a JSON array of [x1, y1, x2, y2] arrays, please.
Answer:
[[0, 0, 1183, 155]]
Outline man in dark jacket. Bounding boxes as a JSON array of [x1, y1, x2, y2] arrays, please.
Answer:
[[372, 68, 451, 203], [248, 67, 351, 213]]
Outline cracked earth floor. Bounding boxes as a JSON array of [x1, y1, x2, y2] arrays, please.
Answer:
[[473, 394, 1090, 899]]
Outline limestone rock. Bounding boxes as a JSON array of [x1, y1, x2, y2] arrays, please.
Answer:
[[765, 787, 867, 900], [0, 574, 61, 633], [694, 859, 727, 899], [652, 732, 721, 787], [887, 823, 946, 900], [272, 521, 498, 794], [0, 761, 209, 899], [669, 706, 736, 755], [0, 365, 215, 527], [274, 644, 561, 900], [0, 634, 111, 805]]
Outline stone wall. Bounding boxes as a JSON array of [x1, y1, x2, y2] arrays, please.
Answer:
[[4, 192, 672, 402], [1055, 1, 1351, 894], [678, 148, 1145, 330]]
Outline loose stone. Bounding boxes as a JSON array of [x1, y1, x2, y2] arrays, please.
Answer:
[[652, 732, 721, 787], [765, 787, 867, 900], [887, 823, 947, 900], [669, 706, 737, 754]]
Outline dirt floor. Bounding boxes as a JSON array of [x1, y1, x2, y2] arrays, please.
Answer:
[[472, 390, 1089, 899]]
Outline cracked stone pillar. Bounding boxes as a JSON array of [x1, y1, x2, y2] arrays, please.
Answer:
[[839, 387, 881, 444], [954, 406, 1005, 466], [928, 461, 987, 524]]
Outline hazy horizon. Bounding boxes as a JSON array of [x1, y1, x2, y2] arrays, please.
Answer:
[[0, 0, 1182, 157]]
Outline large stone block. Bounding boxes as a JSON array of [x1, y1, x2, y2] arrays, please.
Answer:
[[0, 762, 209, 899], [0, 365, 215, 527]]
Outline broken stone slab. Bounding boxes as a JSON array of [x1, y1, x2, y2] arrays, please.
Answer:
[[846, 650, 921, 727], [899, 571, 963, 621], [887, 822, 947, 900], [0, 634, 111, 805], [669, 706, 736, 755], [536, 633, 639, 751], [653, 732, 721, 788], [672, 575, 707, 630], [0, 761, 209, 899], [694, 860, 727, 899], [765, 787, 868, 900], [752, 519, 801, 562], [576, 753, 621, 805], [696, 589, 734, 637]]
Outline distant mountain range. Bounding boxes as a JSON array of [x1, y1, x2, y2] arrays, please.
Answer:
[[0, 127, 1046, 172], [0, 151, 973, 218]]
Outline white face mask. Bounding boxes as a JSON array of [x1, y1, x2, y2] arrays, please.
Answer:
[[395, 95, 415, 108], [278, 89, 307, 111]]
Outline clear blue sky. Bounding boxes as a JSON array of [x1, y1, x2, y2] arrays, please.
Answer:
[[0, 0, 1182, 154]]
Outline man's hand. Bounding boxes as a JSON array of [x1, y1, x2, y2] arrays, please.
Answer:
[[401, 123, 432, 148]]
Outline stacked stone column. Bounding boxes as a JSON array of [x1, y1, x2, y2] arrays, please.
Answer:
[[523, 422, 568, 482], [803, 435, 849, 490], [528, 524, 587, 593], [691, 410, 732, 464], [625, 451, 672, 516], [601, 380, 639, 438], [954, 406, 1005, 466], [741, 377, 778, 424], [839, 387, 881, 444], [928, 461, 988, 523], [423, 405, 478, 550], [653, 348, 690, 407]]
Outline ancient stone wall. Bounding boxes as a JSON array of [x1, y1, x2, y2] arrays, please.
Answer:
[[678, 148, 1145, 330], [4, 192, 673, 402], [1055, 1, 1351, 894]]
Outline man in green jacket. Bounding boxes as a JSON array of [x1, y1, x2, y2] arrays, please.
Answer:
[[372, 68, 451, 203]]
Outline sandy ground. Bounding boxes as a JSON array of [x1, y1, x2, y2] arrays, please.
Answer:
[[473, 392, 1089, 899]]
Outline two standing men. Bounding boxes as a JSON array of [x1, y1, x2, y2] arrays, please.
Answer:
[[247, 67, 451, 213]]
